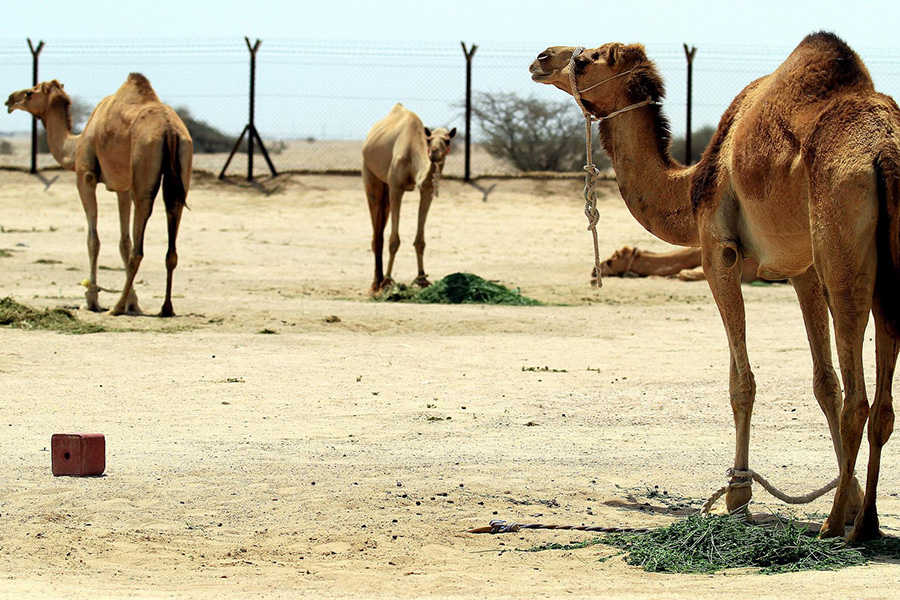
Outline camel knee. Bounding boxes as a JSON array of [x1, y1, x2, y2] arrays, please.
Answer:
[[389, 238, 400, 255], [870, 405, 895, 447], [813, 367, 842, 409], [840, 397, 870, 436], [166, 250, 178, 272], [413, 238, 425, 253]]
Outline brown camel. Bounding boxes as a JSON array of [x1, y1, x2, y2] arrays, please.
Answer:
[[362, 104, 455, 293], [6, 74, 192, 317], [598, 246, 761, 283], [531, 32, 900, 542]]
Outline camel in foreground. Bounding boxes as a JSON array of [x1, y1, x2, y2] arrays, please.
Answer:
[[598, 246, 761, 283], [362, 104, 455, 293], [531, 32, 900, 542], [6, 74, 193, 316]]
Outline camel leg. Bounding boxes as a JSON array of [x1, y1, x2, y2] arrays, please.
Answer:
[[111, 148, 161, 316], [116, 191, 140, 313], [364, 168, 388, 294], [702, 240, 756, 514], [791, 268, 864, 523], [383, 186, 404, 289], [160, 198, 184, 318], [76, 171, 103, 312], [847, 298, 898, 543], [413, 184, 435, 287]]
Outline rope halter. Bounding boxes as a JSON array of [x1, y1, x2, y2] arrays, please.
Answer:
[[567, 47, 660, 288]]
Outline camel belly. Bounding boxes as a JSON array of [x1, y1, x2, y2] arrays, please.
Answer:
[[737, 206, 813, 279]]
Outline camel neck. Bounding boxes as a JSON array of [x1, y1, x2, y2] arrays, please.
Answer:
[[601, 108, 699, 247], [41, 97, 78, 171]]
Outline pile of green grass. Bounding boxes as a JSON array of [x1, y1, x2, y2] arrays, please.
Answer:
[[526, 513, 900, 574], [0, 297, 106, 334], [603, 514, 866, 574], [376, 272, 541, 306]]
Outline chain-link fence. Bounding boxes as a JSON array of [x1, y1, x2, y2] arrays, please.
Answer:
[[3, 38, 900, 178]]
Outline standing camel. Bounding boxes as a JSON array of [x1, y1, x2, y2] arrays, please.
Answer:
[[362, 104, 455, 293], [531, 32, 900, 542], [6, 73, 192, 316]]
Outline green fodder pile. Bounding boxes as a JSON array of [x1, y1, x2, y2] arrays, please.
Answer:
[[376, 272, 541, 306], [602, 514, 866, 574], [0, 297, 106, 334]]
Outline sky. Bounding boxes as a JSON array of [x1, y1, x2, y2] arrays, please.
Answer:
[[6, 0, 898, 48], [4, 1, 900, 142]]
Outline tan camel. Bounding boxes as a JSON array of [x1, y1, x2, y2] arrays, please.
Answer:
[[6, 74, 192, 316], [597, 246, 761, 283], [531, 32, 900, 542], [362, 104, 455, 293]]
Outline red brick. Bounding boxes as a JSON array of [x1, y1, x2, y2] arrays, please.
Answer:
[[51, 433, 105, 477]]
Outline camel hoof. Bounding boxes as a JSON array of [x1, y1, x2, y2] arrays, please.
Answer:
[[159, 303, 175, 318], [818, 517, 846, 539], [378, 277, 395, 291], [414, 276, 431, 288], [846, 511, 883, 544], [82, 302, 106, 313], [724, 485, 752, 516], [108, 305, 127, 317]]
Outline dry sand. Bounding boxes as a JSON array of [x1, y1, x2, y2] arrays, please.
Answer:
[[0, 170, 898, 599]]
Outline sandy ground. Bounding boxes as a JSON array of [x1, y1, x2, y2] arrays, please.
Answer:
[[0, 170, 898, 599]]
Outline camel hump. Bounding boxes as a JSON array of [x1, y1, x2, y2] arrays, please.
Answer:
[[794, 31, 872, 91], [119, 73, 160, 103]]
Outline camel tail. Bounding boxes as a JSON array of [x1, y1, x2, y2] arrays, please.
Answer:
[[875, 149, 900, 336], [162, 129, 189, 210]]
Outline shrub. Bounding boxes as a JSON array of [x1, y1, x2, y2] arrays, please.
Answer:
[[469, 92, 610, 172]]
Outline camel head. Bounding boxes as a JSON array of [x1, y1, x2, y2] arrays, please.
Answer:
[[530, 43, 664, 119], [6, 80, 69, 119], [599, 246, 639, 277], [424, 126, 456, 164]]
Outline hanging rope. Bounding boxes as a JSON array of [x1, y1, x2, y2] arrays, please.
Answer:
[[567, 48, 659, 289]]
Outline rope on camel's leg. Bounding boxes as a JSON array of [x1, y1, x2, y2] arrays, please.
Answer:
[[700, 468, 840, 514]]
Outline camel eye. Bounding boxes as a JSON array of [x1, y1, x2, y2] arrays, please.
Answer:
[[538, 53, 549, 61], [25, 91, 33, 98]]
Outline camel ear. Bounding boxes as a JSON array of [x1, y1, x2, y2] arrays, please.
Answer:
[[424, 127, 432, 137], [448, 127, 457, 139], [606, 43, 622, 66]]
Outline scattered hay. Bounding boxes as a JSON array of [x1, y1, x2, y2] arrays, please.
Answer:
[[0, 297, 106, 334], [602, 514, 866, 574], [376, 272, 540, 306]]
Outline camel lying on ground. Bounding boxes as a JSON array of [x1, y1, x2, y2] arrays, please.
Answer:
[[6, 74, 193, 316], [597, 246, 761, 283], [362, 104, 455, 293], [531, 32, 900, 542]]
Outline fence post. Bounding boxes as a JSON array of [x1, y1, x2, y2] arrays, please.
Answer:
[[461, 41, 478, 182], [27, 38, 45, 175], [220, 37, 277, 181], [683, 43, 697, 165]]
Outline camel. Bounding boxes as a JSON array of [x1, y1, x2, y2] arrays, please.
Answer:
[[362, 104, 455, 293], [531, 32, 900, 542], [597, 246, 761, 283], [6, 73, 193, 317]]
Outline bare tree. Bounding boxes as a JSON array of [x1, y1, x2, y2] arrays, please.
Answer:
[[469, 92, 609, 172]]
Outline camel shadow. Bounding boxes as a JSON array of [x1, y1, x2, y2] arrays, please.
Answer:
[[466, 179, 497, 202], [33, 171, 59, 191]]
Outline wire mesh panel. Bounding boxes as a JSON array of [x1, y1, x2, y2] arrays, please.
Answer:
[[2, 38, 900, 177]]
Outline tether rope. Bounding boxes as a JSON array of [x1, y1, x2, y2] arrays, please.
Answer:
[[700, 468, 839, 514]]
